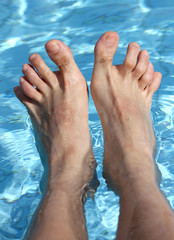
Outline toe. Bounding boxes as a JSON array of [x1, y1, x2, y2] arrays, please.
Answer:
[[94, 31, 119, 67], [20, 76, 42, 102], [139, 63, 154, 90], [29, 53, 57, 88], [45, 40, 80, 76], [147, 72, 162, 95], [22, 63, 47, 93], [14, 86, 33, 108], [122, 42, 140, 72], [91, 31, 119, 91], [132, 50, 149, 79]]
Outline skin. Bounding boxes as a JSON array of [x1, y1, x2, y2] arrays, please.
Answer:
[[14, 31, 174, 240], [14, 40, 95, 240], [91, 31, 174, 240]]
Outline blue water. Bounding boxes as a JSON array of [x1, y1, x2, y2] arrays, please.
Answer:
[[0, 0, 174, 239]]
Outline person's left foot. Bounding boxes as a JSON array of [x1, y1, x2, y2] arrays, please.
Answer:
[[91, 32, 162, 191], [14, 39, 96, 196]]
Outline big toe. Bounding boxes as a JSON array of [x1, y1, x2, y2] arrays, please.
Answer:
[[45, 40, 80, 77], [94, 31, 119, 67]]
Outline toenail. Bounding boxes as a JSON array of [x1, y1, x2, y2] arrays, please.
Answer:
[[149, 62, 153, 68], [131, 42, 140, 48], [22, 64, 28, 71], [47, 42, 60, 54], [144, 50, 149, 56], [20, 77, 25, 83], [29, 54, 37, 61], [105, 33, 116, 46]]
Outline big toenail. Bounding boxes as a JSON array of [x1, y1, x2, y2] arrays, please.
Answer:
[[48, 43, 60, 54], [105, 33, 116, 46]]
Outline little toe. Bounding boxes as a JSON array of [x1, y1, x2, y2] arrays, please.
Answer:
[[133, 50, 149, 79], [45, 40, 80, 77], [22, 63, 47, 93], [139, 63, 154, 90], [20, 76, 42, 102], [94, 31, 119, 68], [122, 42, 140, 73], [14, 86, 32, 108], [147, 72, 162, 95], [29, 53, 56, 88]]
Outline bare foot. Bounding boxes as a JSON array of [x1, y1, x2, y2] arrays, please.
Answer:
[[91, 32, 162, 190], [14, 40, 96, 196]]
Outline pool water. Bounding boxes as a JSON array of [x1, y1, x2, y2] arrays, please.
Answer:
[[0, 0, 174, 239]]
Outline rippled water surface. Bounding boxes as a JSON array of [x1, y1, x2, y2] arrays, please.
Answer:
[[0, 0, 174, 239]]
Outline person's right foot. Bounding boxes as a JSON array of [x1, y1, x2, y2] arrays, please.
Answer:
[[14, 39, 96, 195], [14, 39, 100, 240], [91, 32, 162, 190]]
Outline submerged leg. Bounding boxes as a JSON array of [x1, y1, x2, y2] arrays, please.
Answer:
[[91, 31, 174, 240], [14, 40, 96, 240]]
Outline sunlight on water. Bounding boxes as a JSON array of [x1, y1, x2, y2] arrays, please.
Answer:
[[0, 0, 174, 239]]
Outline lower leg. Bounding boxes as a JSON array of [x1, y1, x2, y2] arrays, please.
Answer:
[[116, 154, 174, 240], [91, 31, 174, 240], [25, 160, 90, 240]]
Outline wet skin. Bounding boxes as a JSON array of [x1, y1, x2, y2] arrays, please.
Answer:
[[91, 32, 174, 240], [14, 32, 174, 240], [14, 39, 95, 240]]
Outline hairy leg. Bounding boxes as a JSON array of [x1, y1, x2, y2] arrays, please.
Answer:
[[14, 40, 96, 240], [91, 31, 174, 240]]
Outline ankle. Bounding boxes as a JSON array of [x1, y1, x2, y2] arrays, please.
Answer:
[[105, 152, 157, 193], [46, 147, 94, 191]]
